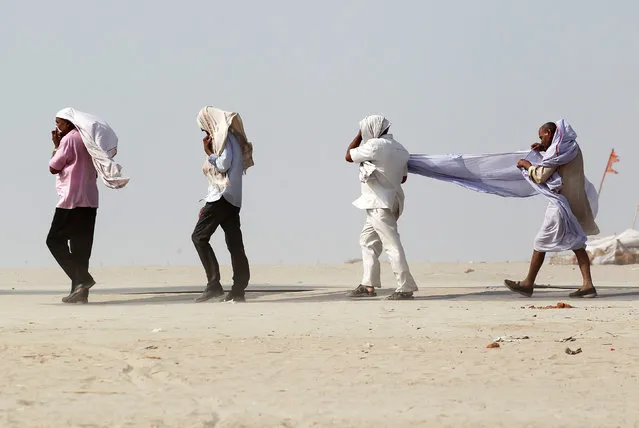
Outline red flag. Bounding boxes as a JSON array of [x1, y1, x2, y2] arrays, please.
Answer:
[[605, 149, 620, 174]]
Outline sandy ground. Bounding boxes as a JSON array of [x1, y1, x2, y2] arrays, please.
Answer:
[[1, 262, 639, 427]]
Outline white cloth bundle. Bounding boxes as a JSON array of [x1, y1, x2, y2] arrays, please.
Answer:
[[55, 108, 129, 189]]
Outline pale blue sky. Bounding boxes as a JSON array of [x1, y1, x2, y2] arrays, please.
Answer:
[[1, 0, 637, 268]]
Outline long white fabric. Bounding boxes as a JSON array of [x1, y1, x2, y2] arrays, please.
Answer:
[[55, 108, 129, 189], [407, 120, 598, 252]]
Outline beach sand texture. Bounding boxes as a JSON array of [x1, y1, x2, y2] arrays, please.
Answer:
[[2, 263, 639, 427]]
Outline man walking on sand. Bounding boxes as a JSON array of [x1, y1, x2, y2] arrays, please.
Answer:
[[47, 108, 129, 304], [505, 120, 600, 298], [192, 106, 254, 303], [345, 115, 418, 300]]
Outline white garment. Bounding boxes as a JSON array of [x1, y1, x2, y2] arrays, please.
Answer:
[[350, 133, 409, 216], [360, 208, 418, 292], [197, 106, 254, 193], [55, 108, 129, 189], [359, 161, 377, 183], [534, 202, 586, 251]]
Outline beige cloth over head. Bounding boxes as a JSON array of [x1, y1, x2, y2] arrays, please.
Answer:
[[197, 106, 254, 191]]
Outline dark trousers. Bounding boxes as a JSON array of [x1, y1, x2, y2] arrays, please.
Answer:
[[46, 207, 97, 291], [192, 197, 250, 295]]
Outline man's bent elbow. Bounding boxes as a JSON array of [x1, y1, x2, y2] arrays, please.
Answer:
[[49, 167, 60, 174], [345, 153, 353, 163], [215, 159, 232, 173]]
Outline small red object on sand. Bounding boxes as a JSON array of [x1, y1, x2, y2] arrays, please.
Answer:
[[525, 302, 574, 310], [486, 342, 500, 349], [556, 302, 573, 308]]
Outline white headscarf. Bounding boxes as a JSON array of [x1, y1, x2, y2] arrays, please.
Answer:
[[542, 119, 579, 163], [55, 108, 129, 189], [196, 106, 254, 190], [356, 115, 392, 183], [359, 115, 391, 143]]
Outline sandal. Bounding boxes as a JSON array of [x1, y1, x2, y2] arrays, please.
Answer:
[[504, 279, 533, 297], [347, 285, 377, 298], [386, 292, 414, 300], [569, 287, 597, 298]]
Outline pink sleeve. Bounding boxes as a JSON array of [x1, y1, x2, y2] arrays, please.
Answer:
[[49, 140, 71, 171]]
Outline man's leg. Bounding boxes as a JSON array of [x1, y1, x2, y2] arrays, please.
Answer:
[[569, 248, 597, 297], [368, 209, 417, 297], [522, 250, 546, 287], [60, 208, 98, 304], [220, 202, 250, 300], [46, 208, 76, 291], [504, 250, 545, 297], [349, 211, 382, 297], [506, 205, 554, 297], [69, 208, 97, 288], [192, 201, 224, 301]]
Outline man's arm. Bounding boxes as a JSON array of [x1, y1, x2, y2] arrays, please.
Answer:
[[347, 134, 378, 165], [517, 159, 556, 184], [528, 165, 557, 184], [204, 134, 233, 173], [49, 149, 60, 174], [345, 130, 363, 163], [401, 164, 408, 184], [49, 131, 65, 174]]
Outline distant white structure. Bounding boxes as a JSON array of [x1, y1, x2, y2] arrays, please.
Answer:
[[550, 229, 639, 265]]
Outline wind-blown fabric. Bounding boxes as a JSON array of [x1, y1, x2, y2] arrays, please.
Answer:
[[55, 108, 129, 189], [197, 106, 254, 191], [407, 120, 598, 252]]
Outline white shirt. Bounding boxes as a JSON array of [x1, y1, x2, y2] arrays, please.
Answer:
[[350, 134, 409, 214], [205, 133, 243, 207]]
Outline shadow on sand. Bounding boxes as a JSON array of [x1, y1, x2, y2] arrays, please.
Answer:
[[9, 286, 639, 305]]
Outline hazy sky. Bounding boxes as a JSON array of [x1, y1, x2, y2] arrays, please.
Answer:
[[1, 0, 638, 268]]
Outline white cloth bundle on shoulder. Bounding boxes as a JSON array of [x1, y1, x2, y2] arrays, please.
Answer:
[[55, 108, 129, 189]]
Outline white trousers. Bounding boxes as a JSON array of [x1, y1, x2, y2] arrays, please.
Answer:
[[359, 208, 418, 293]]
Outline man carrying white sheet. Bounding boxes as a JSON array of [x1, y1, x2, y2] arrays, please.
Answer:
[[47, 108, 129, 304], [505, 120, 600, 298], [345, 115, 418, 300]]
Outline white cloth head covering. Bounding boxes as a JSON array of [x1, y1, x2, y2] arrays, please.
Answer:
[[359, 115, 391, 142], [357, 115, 392, 183], [196, 106, 254, 190], [55, 108, 129, 189], [542, 119, 579, 162]]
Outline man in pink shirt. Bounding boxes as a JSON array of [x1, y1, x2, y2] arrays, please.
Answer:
[[47, 115, 99, 304]]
